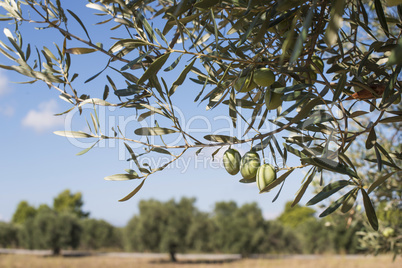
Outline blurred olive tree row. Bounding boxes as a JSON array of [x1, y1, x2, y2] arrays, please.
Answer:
[[3, 190, 398, 259], [0, 190, 122, 255]]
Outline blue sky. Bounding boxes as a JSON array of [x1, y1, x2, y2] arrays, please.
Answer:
[[0, 1, 319, 226]]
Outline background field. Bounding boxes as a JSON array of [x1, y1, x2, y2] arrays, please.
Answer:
[[0, 254, 401, 268]]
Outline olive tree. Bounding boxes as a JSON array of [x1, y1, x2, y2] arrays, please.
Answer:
[[0, 221, 19, 248], [211, 201, 267, 256], [29, 210, 82, 255], [0, 0, 401, 231], [11, 201, 37, 225], [125, 198, 199, 262], [80, 218, 123, 250], [53, 189, 90, 218]]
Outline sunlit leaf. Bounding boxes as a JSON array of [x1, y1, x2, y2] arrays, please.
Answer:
[[118, 179, 146, 202], [134, 127, 177, 136], [53, 131, 94, 138], [76, 142, 97, 156], [204, 134, 239, 143], [104, 173, 140, 181], [78, 98, 112, 107], [367, 172, 396, 194], [65, 47, 97, 54], [151, 147, 172, 155]]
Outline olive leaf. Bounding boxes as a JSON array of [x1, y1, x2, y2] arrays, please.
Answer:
[[361, 188, 379, 230], [324, 0, 345, 46], [365, 128, 376, 150], [138, 52, 171, 84], [319, 189, 356, 217], [367, 172, 396, 194], [306, 180, 355, 206], [134, 127, 177, 136], [118, 179, 146, 202], [54, 131, 94, 138], [104, 173, 141, 181], [65, 47, 97, 54], [292, 168, 316, 207], [341, 187, 358, 213], [301, 157, 358, 178], [204, 135, 239, 143]]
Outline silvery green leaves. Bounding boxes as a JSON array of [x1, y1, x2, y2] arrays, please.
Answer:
[[0, 28, 67, 84]]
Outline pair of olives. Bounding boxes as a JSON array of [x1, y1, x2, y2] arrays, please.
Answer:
[[234, 68, 275, 93], [234, 68, 283, 110]]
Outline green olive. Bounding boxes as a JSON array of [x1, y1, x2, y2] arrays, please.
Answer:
[[256, 164, 276, 191], [299, 71, 317, 83], [234, 76, 257, 92], [253, 68, 275, 87], [240, 151, 260, 180], [223, 149, 241, 175], [393, 93, 401, 104], [264, 91, 283, 110], [311, 55, 324, 74]]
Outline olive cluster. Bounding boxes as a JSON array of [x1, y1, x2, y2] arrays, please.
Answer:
[[223, 149, 276, 192]]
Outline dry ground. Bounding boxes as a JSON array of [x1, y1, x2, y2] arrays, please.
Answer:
[[0, 254, 401, 268]]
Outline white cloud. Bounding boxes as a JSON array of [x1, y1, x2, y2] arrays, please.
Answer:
[[0, 105, 15, 117], [0, 70, 11, 97], [22, 99, 65, 133]]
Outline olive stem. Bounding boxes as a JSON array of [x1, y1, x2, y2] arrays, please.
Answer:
[[260, 138, 266, 164]]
